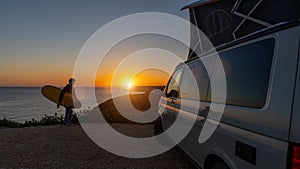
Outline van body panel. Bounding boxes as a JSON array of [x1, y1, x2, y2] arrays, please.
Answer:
[[174, 113, 289, 169], [290, 26, 300, 143]]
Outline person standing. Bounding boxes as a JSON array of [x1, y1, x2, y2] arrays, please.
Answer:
[[57, 78, 76, 125]]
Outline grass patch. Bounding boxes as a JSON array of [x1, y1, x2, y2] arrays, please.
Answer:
[[0, 113, 79, 128]]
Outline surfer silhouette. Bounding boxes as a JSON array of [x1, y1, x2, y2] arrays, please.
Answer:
[[57, 78, 76, 125]]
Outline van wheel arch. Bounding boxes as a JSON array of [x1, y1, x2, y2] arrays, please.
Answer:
[[204, 155, 230, 169]]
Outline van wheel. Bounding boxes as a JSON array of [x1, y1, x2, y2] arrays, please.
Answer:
[[154, 117, 163, 135], [211, 161, 229, 169]]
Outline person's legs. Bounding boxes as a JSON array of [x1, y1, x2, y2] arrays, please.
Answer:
[[64, 108, 68, 124], [64, 107, 73, 124], [66, 107, 73, 124]]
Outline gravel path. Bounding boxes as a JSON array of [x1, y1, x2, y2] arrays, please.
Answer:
[[0, 124, 195, 169]]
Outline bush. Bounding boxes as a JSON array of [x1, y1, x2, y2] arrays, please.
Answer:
[[0, 113, 79, 128]]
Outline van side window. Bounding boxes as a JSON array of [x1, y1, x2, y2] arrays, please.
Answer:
[[220, 38, 275, 108], [166, 68, 183, 98], [180, 60, 211, 101]]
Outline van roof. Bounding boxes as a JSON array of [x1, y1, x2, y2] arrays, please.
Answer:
[[216, 19, 300, 51], [181, 0, 218, 11], [186, 19, 300, 61], [182, 0, 300, 60]]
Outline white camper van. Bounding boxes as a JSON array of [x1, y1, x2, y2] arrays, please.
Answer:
[[156, 0, 300, 169]]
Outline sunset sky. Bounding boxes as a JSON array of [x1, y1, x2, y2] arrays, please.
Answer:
[[0, 0, 193, 87]]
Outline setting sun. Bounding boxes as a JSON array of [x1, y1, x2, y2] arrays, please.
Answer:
[[126, 81, 133, 89]]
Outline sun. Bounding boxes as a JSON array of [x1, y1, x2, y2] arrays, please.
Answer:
[[126, 81, 133, 89]]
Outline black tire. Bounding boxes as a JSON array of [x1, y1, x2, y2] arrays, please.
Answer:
[[154, 117, 163, 135], [211, 161, 229, 169]]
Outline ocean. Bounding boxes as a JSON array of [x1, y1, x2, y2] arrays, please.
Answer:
[[0, 87, 127, 122]]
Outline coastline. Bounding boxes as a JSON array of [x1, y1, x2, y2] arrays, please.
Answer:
[[0, 86, 165, 123]]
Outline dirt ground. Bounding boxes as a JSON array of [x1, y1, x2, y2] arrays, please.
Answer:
[[0, 124, 195, 169]]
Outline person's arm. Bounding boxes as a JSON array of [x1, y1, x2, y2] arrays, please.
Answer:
[[58, 90, 65, 104], [57, 86, 68, 108]]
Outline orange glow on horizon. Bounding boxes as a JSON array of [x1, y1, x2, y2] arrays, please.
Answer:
[[95, 68, 170, 88], [130, 69, 170, 87], [0, 67, 170, 88]]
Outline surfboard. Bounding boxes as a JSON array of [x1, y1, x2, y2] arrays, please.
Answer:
[[41, 85, 81, 108]]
